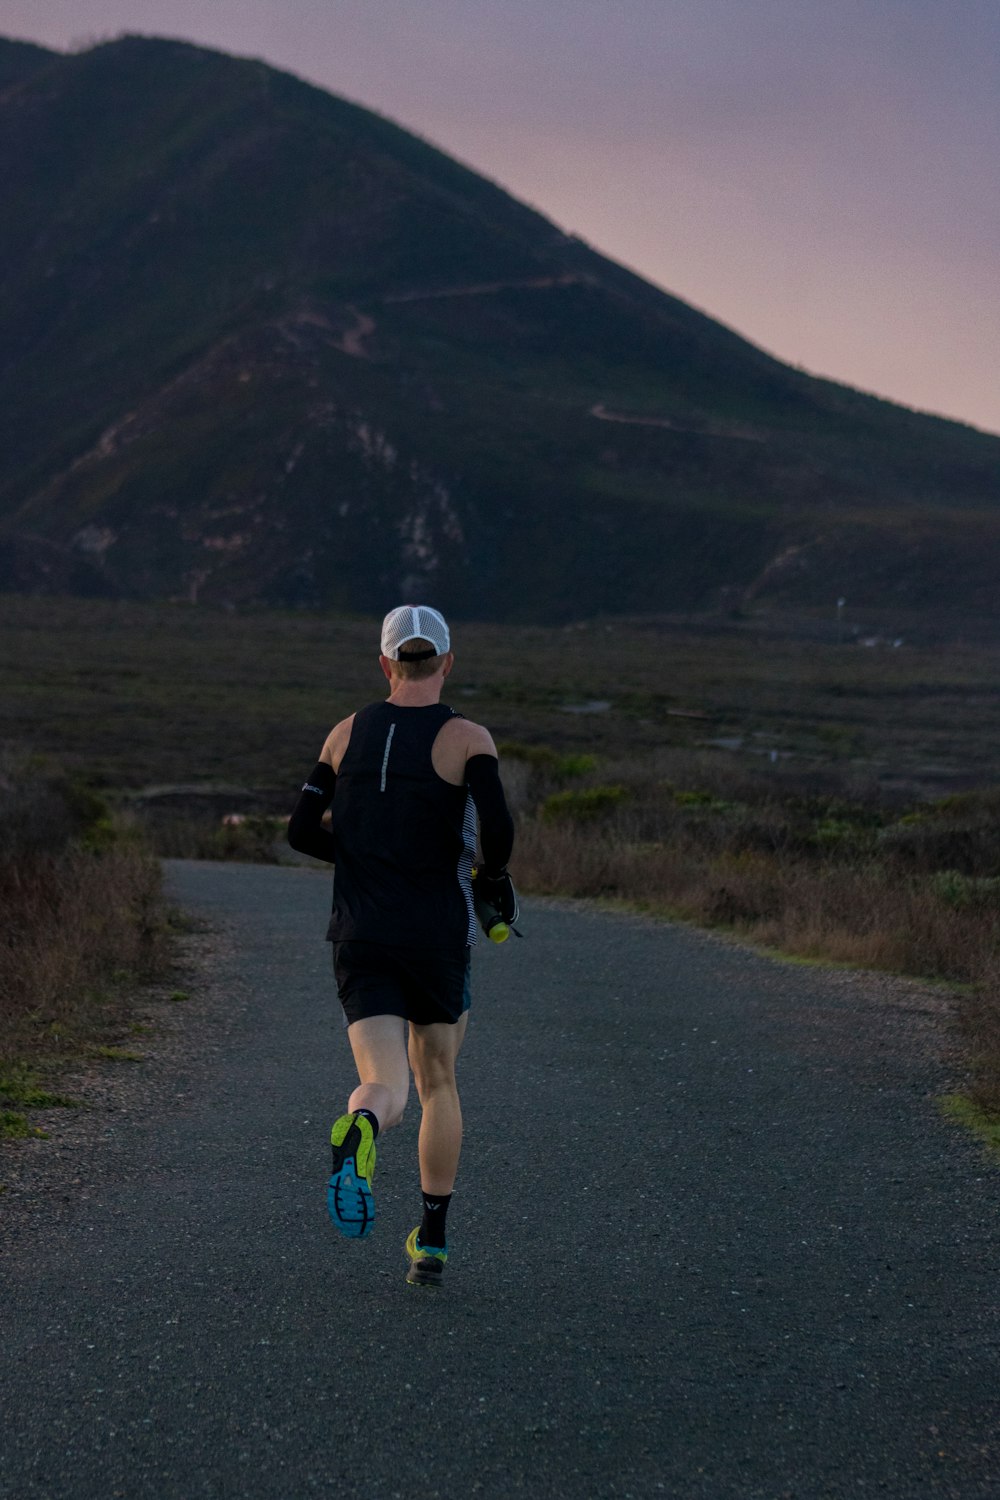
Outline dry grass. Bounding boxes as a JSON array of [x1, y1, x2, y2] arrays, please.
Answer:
[[147, 814, 284, 863], [956, 958, 1000, 1119], [516, 819, 997, 976], [0, 760, 169, 1072], [0, 844, 166, 1058]]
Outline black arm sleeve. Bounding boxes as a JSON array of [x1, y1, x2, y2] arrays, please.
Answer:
[[465, 753, 514, 875], [287, 762, 337, 864]]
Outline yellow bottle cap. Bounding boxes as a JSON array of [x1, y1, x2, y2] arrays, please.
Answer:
[[488, 922, 509, 944]]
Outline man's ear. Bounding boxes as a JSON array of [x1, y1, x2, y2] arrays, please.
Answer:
[[379, 653, 394, 682], [441, 651, 455, 678]]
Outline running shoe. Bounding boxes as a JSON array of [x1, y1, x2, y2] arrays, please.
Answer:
[[404, 1226, 447, 1287], [327, 1112, 376, 1238]]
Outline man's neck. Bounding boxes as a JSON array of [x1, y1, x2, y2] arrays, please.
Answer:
[[386, 679, 444, 708]]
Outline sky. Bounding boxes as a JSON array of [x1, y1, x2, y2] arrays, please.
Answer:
[[3, 0, 999, 434]]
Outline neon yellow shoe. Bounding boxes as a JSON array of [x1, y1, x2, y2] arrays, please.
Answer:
[[327, 1112, 376, 1238], [404, 1226, 447, 1287]]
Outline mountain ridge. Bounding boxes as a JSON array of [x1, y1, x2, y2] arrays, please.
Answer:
[[1, 33, 997, 619]]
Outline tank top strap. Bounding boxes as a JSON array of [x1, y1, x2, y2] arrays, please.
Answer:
[[340, 702, 461, 777]]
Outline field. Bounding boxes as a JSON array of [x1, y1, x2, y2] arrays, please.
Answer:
[[2, 592, 999, 1122], [2, 594, 999, 796]]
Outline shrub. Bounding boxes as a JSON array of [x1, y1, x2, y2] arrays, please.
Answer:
[[0, 756, 114, 860], [879, 787, 1000, 876], [498, 741, 597, 779], [147, 813, 283, 862], [930, 870, 1000, 911], [672, 788, 732, 811], [514, 781, 1000, 991], [541, 785, 630, 822], [0, 757, 167, 1064]]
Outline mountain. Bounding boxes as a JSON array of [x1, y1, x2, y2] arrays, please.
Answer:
[[0, 37, 54, 89], [0, 34, 998, 620]]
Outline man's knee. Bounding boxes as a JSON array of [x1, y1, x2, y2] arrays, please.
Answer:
[[410, 1050, 457, 1099]]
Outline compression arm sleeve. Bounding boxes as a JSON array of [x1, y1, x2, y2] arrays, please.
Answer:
[[465, 753, 514, 875], [287, 761, 337, 864]]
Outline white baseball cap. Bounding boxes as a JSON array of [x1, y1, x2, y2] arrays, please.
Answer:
[[380, 604, 451, 660]]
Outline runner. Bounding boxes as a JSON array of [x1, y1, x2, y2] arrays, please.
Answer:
[[287, 605, 517, 1287]]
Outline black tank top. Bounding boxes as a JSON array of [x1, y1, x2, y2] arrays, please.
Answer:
[[326, 702, 477, 949]]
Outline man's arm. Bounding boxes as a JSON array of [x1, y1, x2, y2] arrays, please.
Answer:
[[287, 760, 336, 863], [465, 731, 518, 926], [286, 715, 355, 863], [463, 724, 514, 875]]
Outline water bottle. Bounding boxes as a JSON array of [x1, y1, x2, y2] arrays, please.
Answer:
[[472, 867, 511, 943], [476, 900, 510, 944]]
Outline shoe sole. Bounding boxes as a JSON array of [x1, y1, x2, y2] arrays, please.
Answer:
[[328, 1116, 376, 1239], [404, 1226, 446, 1286], [406, 1261, 444, 1287]]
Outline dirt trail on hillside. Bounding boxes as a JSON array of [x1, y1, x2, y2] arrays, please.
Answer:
[[590, 401, 766, 441], [383, 272, 591, 304]]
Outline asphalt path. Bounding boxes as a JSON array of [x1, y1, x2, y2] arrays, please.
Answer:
[[2, 860, 999, 1499]]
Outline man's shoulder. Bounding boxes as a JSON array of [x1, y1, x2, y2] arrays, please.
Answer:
[[321, 712, 357, 770], [442, 714, 497, 758]]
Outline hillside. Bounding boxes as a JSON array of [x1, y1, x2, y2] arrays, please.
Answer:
[[0, 34, 998, 620]]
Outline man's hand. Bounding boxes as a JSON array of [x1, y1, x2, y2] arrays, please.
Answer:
[[473, 867, 519, 925]]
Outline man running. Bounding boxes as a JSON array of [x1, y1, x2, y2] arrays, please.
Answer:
[[287, 605, 517, 1287]]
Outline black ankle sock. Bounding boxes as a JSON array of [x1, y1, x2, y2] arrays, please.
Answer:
[[419, 1191, 451, 1249], [354, 1108, 380, 1139]]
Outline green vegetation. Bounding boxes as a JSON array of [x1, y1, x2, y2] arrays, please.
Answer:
[[0, 1064, 77, 1109], [931, 871, 1000, 910], [670, 788, 734, 813], [937, 1095, 1000, 1158], [1, 1111, 47, 1141], [541, 786, 630, 821], [497, 743, 597, 778]]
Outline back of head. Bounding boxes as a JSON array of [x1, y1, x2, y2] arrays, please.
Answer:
[[389, 637, 444, 681]]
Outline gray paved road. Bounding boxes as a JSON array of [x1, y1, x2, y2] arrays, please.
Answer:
[[2, 860, 999, 1499]]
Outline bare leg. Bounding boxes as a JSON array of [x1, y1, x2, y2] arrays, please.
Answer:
[[327, 1015, 408, 1238], [346, 1015, 410, 1130], [407, 1014, 468, 1195]]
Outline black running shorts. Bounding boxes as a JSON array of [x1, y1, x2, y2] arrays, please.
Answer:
[[332, 941, 471, 1027]]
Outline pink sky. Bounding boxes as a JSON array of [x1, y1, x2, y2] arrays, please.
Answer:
[[3, 0, 999, 433]]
